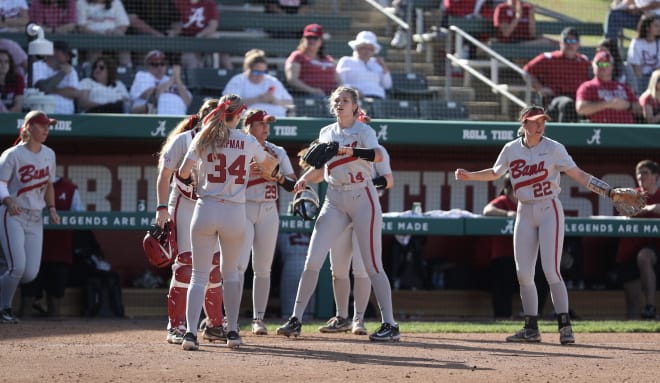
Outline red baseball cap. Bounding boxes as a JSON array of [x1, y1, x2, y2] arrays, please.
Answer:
[[24, 110, 57, 126], [145, 50, 166, 65], [303, 24, 324, 38], [245, 110, 276, 125], [520, 106, 551, 122]]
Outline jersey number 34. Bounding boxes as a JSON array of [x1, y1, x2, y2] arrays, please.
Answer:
[[207, 153, 246, 184]]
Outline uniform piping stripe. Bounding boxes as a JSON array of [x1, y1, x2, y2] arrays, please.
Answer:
[[2, 209, 13, 273], [365, 186, 379, 273], [551, 199, 562, 281], [16, 180, 48, 197], [247, 178, 267, 188], [327, 156, 357, 174], [173, 194, 183, 245]]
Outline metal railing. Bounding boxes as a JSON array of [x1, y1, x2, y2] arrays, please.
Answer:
[[445, 25, 532, 114]]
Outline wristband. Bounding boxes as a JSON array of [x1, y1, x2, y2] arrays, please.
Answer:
[[372, 175, 388, 190], [280, 177, 296, 193], [156, 204, 168, 211], [48, 205, 56, 210], [587, 176, 612, 198], [351, 148, 376, 162]]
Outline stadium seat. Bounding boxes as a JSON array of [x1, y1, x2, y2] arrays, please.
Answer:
[[187, 93, 213, 115], [389, 72, 438, 100], [293, 97, 331, 118], [116, 66, 135, 89], [418, 100, 469, 120], [368, 99, 420, 119], [185, 68, 240, 94]]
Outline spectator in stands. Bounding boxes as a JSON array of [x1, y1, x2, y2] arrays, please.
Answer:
[[0, 39, 27, 76], [29, 0, 77, 34], [223, 49, 293, 117], [336, 31, 392, 99], [493, 0, 555, 45], [575, 51, 641, 123], [285, 24, 339, 97], [597, 37, 627, 84], [639, 69, 660, 122], [443, 0, 497, 25], [124, 0, 177, 37], [76, 0, 131, 67], [19, 176, 83, 319], [260, 0, 308, 14], [129, 50, 191, 115], [32, 40, 80, 114], [78, 55, 130, 113], [171, 0, 232, 70], [523, 27, 590, 123], [0, 0, 28, 32], [604, 0, 660, 45], [0, 49, 24, 113], [616, 159, 660, 319], [482, 173, 517, 319], [627, 13, 660, 94]]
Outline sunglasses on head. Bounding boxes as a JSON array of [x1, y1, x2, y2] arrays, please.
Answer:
[[251, 69, 267, 75], [596, 61, 611, 68], [150, 62, 166, 67], [563, 38, 579, 44]]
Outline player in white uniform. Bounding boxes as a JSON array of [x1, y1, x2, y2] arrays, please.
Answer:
[[155, 99, 225, 344], [320, 138, 394, 336], [237, 109, 297, 336], [455, 105, 624, 345], [0, 110, 60, 323], [276, 86, 400, 342], [178, 94, 276, 350]]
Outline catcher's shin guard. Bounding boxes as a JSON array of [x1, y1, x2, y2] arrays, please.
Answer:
[[204, 252, 224, 328], [168, 251, 192, 330]]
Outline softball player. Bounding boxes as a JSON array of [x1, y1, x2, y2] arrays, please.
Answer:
[[455, 105, 623, 345], [178, 94, 276, 351], [0, 110, 60, 323], [320, 144, 393, 335], [237, 109, 296, 336], [155, 99, 225, 344], [276, 86, 399, 342]]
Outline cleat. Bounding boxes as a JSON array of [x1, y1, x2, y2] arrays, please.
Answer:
[[318, 316, 351, 333], [166, 328, 184, 344], [351, 319, 367, 335], [369, 323, 400, 342], [0, 308, 18, 324], [641, 305, 656, 320], [559, 326, 576, 345], [181, 332, 199, 351], [276, 316, 302, 337], [252, 319, 268, 335], [506, 328, 541, 343], [203, 325, 227, 342], [226, 331, 241, 348]]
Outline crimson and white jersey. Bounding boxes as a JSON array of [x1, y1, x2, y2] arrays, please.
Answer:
[[492, 136, 576, 203], [0, 143, 56, 210], [185, 129, 266, 203], [245, 141, 294, 203], [162, 129, 197, 201], [319, 120, 380, 186]]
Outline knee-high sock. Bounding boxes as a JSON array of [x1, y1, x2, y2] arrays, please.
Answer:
[[352, 276, 371, 321], [332, 276, 350, 319], [519, 283, 539, 316], [292, 269, 320, 320], [548, 281, 569, 314], [223, 280, 242, 332], [369, 272, 395, 324], [252, 274, 270, 321]]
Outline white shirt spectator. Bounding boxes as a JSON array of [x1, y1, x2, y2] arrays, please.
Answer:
[[129, 70, 190, 115], [76, 0, 129, 34], [627, 38, 660, 76], [79, 77, 129, 105], [336, 54, 392, 99], [223, 72, 293, 117], [0, 0, 28, 33], [31, 60, 79, 114]]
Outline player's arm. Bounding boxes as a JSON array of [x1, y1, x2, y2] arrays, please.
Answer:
[[483, 201, 515, 217], [564, 167, 613, 198], [454, 168, 500, 182], [156, 166, 174, 228], [373, 173, 393, 190], [45, 181, 60, 224], [293, 167, 324, 193], [178, 158, 194, 181], [337, 146, 384, 163]]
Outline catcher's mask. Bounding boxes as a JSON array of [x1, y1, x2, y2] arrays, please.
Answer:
[[142, 221, 177, 268], [292, 186, 320, 221]]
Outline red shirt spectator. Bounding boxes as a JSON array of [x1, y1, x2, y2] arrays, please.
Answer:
[[616, 188, 660, 263], [28, 0, 77, 34], [285, 24, 338, 96], [494, 0, 534, 43], [524, 50, 590, 97], [43, 176, 82, 264], [174, 0, 218, 37], [444, 0, 495, 18], [488, 194, 516, 260]]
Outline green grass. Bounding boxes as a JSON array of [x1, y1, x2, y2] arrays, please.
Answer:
[[249, 320, 660, 333]]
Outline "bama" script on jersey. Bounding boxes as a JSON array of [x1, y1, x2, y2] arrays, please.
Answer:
[[18, 164, 50, 183]]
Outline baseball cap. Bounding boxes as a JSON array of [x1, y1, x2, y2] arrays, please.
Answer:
[[593, 50, 612, 64], [560, 27, 579, 41], [53, 40, 75, 57], [245, 110, 276, 125], [303, 24, 324, 38], [24, 110, 57, 126], [145, 50, 166, 65], [519, 106, 551, 122]]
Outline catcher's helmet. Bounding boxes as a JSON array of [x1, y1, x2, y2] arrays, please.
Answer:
[[142, 221, 177, 268], [292, 186, 320, 221]]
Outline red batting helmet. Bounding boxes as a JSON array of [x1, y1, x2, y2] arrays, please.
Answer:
[[142, 221, 177, 268]]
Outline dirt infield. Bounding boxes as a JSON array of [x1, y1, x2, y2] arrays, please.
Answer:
[[2, 318, 660, 383]]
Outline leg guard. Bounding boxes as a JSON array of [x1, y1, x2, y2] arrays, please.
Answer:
[[204, 252, 224, 328], [168, 251, 192, 330]]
